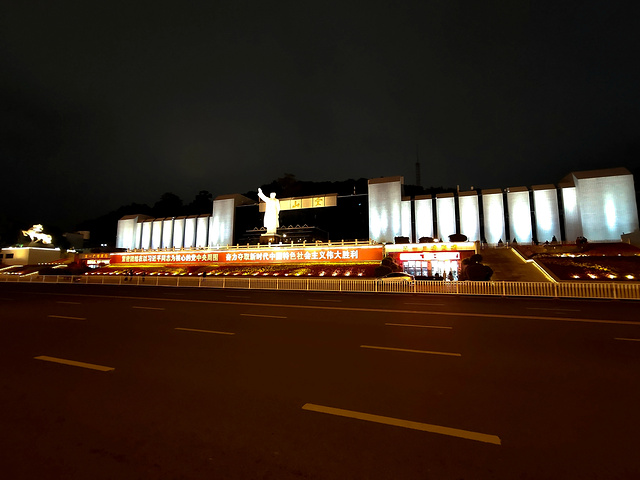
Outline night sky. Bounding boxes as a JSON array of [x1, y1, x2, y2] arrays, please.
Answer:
[[2, 1, 639, 230]]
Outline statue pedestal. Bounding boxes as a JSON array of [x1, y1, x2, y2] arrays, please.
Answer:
[[259, 233, 283, 245]]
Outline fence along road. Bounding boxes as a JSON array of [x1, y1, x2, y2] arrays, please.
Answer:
[[2, 274, 640, 301]]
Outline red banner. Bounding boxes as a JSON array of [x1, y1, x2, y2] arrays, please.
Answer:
[[110, 245, 383, 265]]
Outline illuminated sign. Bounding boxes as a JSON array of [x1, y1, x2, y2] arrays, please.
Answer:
[[111, 246, 383, 265], [80, 253, 110, 260], [260, 194, 336, 212], [384, 242, 475, 253], [399, 252, 460, 261]]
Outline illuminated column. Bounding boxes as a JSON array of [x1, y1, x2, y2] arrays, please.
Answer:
[[183, 216, 197, 249], [172, 216, 186, 249], [195, 214, 210, 248], [436, 193, 456, 241], [209, 197, 236, 247], [573, 168, 639, 241], [115, 216, 137, 249], [458, 191, 480, 242], [560, 184, 582, 241], [507, 187, 532, 243], [482, 189, 506, 244], [532, 184, 561, 243], [162, 218, 174, 248], [134, 221, 143, 249], [209, 194, 254, 247], [142, 220, 154, 250], [414, 195, 434, 240], [368, 176, 403, 243], [401, 198, 413, 240], [151, 219, 163, 249]]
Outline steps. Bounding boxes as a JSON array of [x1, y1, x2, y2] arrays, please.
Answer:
[[479, 247, 550, 282]]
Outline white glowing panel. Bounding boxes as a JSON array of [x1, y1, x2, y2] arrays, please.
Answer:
[[482, 191, 506, 244], [195, 215, 210, 248], [507, 188, 532, 243], [209, 198, 235, 247], [401, 200, 413, 240], [436, 195, 456, 241], [151, 220, 163, 249], [116, 217, 136, 249], [162, 219, 174, 248], [574, 173, 639, 241], [172, 218, 185, 249], [368, 178, 403, 243], [561, 187, 582, 241], [414, 197, 434, 239], [183, 217, 197, 249], [142, 221, 154, 250], [532, 186, 561, 242], [459, 193, 480, 241], [134, 221, 143, 249]]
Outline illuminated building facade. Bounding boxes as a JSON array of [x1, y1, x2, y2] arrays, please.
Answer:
[[567, 168, 639, 241], [458, 190, 480, 242], [507, 187, 533, 244], [414, 195, 434, 240], [367, 176, 403, 243], [482, 189, 506, 244], [116, 168, 638, 251], [532, 185, 561, 243]]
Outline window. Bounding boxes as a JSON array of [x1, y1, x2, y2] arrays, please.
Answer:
[[5, 253, 14, 259]]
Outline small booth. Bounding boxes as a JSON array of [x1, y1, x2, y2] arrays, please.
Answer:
[[384, 242, 477, 280]]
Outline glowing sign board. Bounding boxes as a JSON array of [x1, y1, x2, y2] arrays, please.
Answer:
[[398, 252, 460, 261], [111, 246, 383, 265]]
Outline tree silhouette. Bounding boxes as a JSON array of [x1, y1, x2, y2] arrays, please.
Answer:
[[186, 190, 213, 214], [152, 192, 183, 217]]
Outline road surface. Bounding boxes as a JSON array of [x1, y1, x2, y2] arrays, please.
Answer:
[[0, 283, 638, 479]]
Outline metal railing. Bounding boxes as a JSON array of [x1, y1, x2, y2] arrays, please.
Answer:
[[125, 238, 377, 253], [2, 274, 640, 300]]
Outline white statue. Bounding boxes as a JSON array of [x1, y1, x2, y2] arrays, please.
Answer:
[[257, 188, 280, 235], [22, 224, 52, 244]]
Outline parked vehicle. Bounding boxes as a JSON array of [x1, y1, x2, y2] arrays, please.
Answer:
[[379, 272, 415, 283]]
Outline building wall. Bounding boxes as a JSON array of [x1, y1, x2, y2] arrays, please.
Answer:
[[116, 217, 137, 249], [1, 247, 63, 265], [134, 221, 143, 250], [209, 198, 236, 247], [574, 174, 639, 241], [172, 218, 185, 249], [150, 220, 162, 249], [114, 169, 638, 249], [436, 194, 456, 241], [140, 221, 153, 250], [561, 186, 583, 241], [482, 190, 506, 244], [401, 199, 413, 240], [183, 217, 197, 249], [532, 185, 561, 242], [414, 196, 434, 240], [458, 192, 480, 242], [368, 177, 403, 243], [507, 188, 533, 243], [196, 215, 210, 248]]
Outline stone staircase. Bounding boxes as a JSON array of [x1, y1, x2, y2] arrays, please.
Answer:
[[479, 247, 551, 282]]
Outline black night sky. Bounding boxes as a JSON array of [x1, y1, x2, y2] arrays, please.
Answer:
[[2, 1, 639, 231]]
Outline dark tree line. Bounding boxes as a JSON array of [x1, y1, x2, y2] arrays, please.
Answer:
[[72, 190, 214, 248]]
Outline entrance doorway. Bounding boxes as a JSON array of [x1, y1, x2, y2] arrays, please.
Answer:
[[403, 259, 459, 280]]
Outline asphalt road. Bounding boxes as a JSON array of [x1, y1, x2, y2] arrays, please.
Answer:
[[1, 283, 639, 479]]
